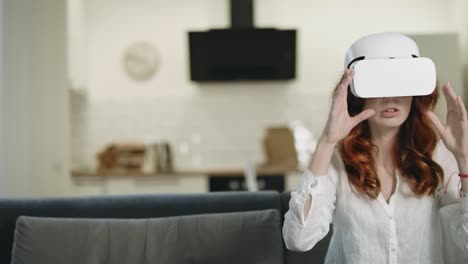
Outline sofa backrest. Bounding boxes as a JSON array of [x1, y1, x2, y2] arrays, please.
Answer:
[[0, 191, 282, 263], [11, 210, 284, 264]]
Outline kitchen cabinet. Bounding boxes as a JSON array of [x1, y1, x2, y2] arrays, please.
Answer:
[[71, 168, 302, 195]]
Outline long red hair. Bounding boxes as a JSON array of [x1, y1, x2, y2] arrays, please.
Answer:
[[338, 83, 443, 199]]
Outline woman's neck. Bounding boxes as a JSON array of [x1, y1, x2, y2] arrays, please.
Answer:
[[370, 126, 400, 171]]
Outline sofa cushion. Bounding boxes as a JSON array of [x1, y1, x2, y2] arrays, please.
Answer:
[[11, 209, 283, 264], [0, 191, 282, 263]]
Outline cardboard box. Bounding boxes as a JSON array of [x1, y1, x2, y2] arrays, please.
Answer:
[[261, 126, 298, 170]]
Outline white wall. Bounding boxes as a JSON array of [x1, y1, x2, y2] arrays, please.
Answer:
[[0, 0, 4, 194], [3, 0, 70, 197], [67, 0, 88, 91], [447, 0, 468, 103], [3, 0, 34, 196], [73, 0, 468, 173]]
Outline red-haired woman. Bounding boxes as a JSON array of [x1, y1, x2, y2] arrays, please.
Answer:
[[283, 35, 468, 263]]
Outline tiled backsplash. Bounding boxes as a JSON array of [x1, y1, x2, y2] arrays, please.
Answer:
[[70, 88, 329, 172]]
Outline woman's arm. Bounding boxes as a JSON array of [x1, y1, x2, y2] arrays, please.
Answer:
[[436, 141, 468, 257], [282, 162, 338, 252], [427, 82, 468, 192], [283, 69, 375, 252], [428, 83, 468, 256], [456, 156, 468, 192], [302, 137, 337, 219], [302, 69, 374, 220]]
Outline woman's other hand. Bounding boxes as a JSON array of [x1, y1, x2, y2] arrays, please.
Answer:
[[427, 82, 468, 162]]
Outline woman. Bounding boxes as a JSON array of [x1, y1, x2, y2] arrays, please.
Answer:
[[283, 34, 468, 263]]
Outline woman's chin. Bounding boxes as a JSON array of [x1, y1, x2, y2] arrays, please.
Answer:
[[370, 118, 406, 129]]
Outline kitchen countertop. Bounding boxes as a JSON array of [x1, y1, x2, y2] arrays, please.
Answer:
[[71, 166, 301, 178]]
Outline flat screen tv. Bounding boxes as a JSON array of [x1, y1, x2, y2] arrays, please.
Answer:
[[188, 28, 296, 81]]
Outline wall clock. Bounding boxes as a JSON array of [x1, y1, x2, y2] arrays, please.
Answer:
[[123, 42, 159, 81]]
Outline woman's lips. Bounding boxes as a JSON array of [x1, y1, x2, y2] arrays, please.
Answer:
[[381, 107, 400, 118]]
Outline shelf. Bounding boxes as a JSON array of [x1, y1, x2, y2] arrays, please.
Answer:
[[71, 166, 300, 178]]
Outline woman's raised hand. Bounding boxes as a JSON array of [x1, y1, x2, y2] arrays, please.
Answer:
[[427, 82, 468, 160], [321, 69, 376, 144]]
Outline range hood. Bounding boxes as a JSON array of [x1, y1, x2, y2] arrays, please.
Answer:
[[188, 0, 296, 81]]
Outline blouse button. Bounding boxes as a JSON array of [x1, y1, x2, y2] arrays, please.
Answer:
[[310, 181, 317, 188]]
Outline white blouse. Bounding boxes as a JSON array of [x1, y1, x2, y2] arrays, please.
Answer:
[[283, 141, 468, 264]]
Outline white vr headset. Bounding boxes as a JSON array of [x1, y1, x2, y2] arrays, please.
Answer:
[[344, 32, 436, 98]]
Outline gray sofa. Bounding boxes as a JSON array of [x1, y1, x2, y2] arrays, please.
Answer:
[[0, 191, 332, 263]]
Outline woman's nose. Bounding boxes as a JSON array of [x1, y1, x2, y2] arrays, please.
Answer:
[[383, 97, 399, 103]]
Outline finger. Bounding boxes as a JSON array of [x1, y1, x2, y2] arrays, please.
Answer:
[[339, 69, 354, 97], [426, 111, 445, 136], [456, 96, 467, 120], [338, 70, 351, 89], [442, 82, 458, 112], [334, 70, 351, 101], [345, 69, 355, 87], [351, 109, 375, 126], [339, 69, 349, 83], [333, 70, 348, 98]]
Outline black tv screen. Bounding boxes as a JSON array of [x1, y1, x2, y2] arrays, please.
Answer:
[[188, 28, 296, 81]]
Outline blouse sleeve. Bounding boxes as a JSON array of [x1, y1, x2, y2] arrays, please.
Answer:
[[282, 154, 339, 252], [435, 140, 468, 257]]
